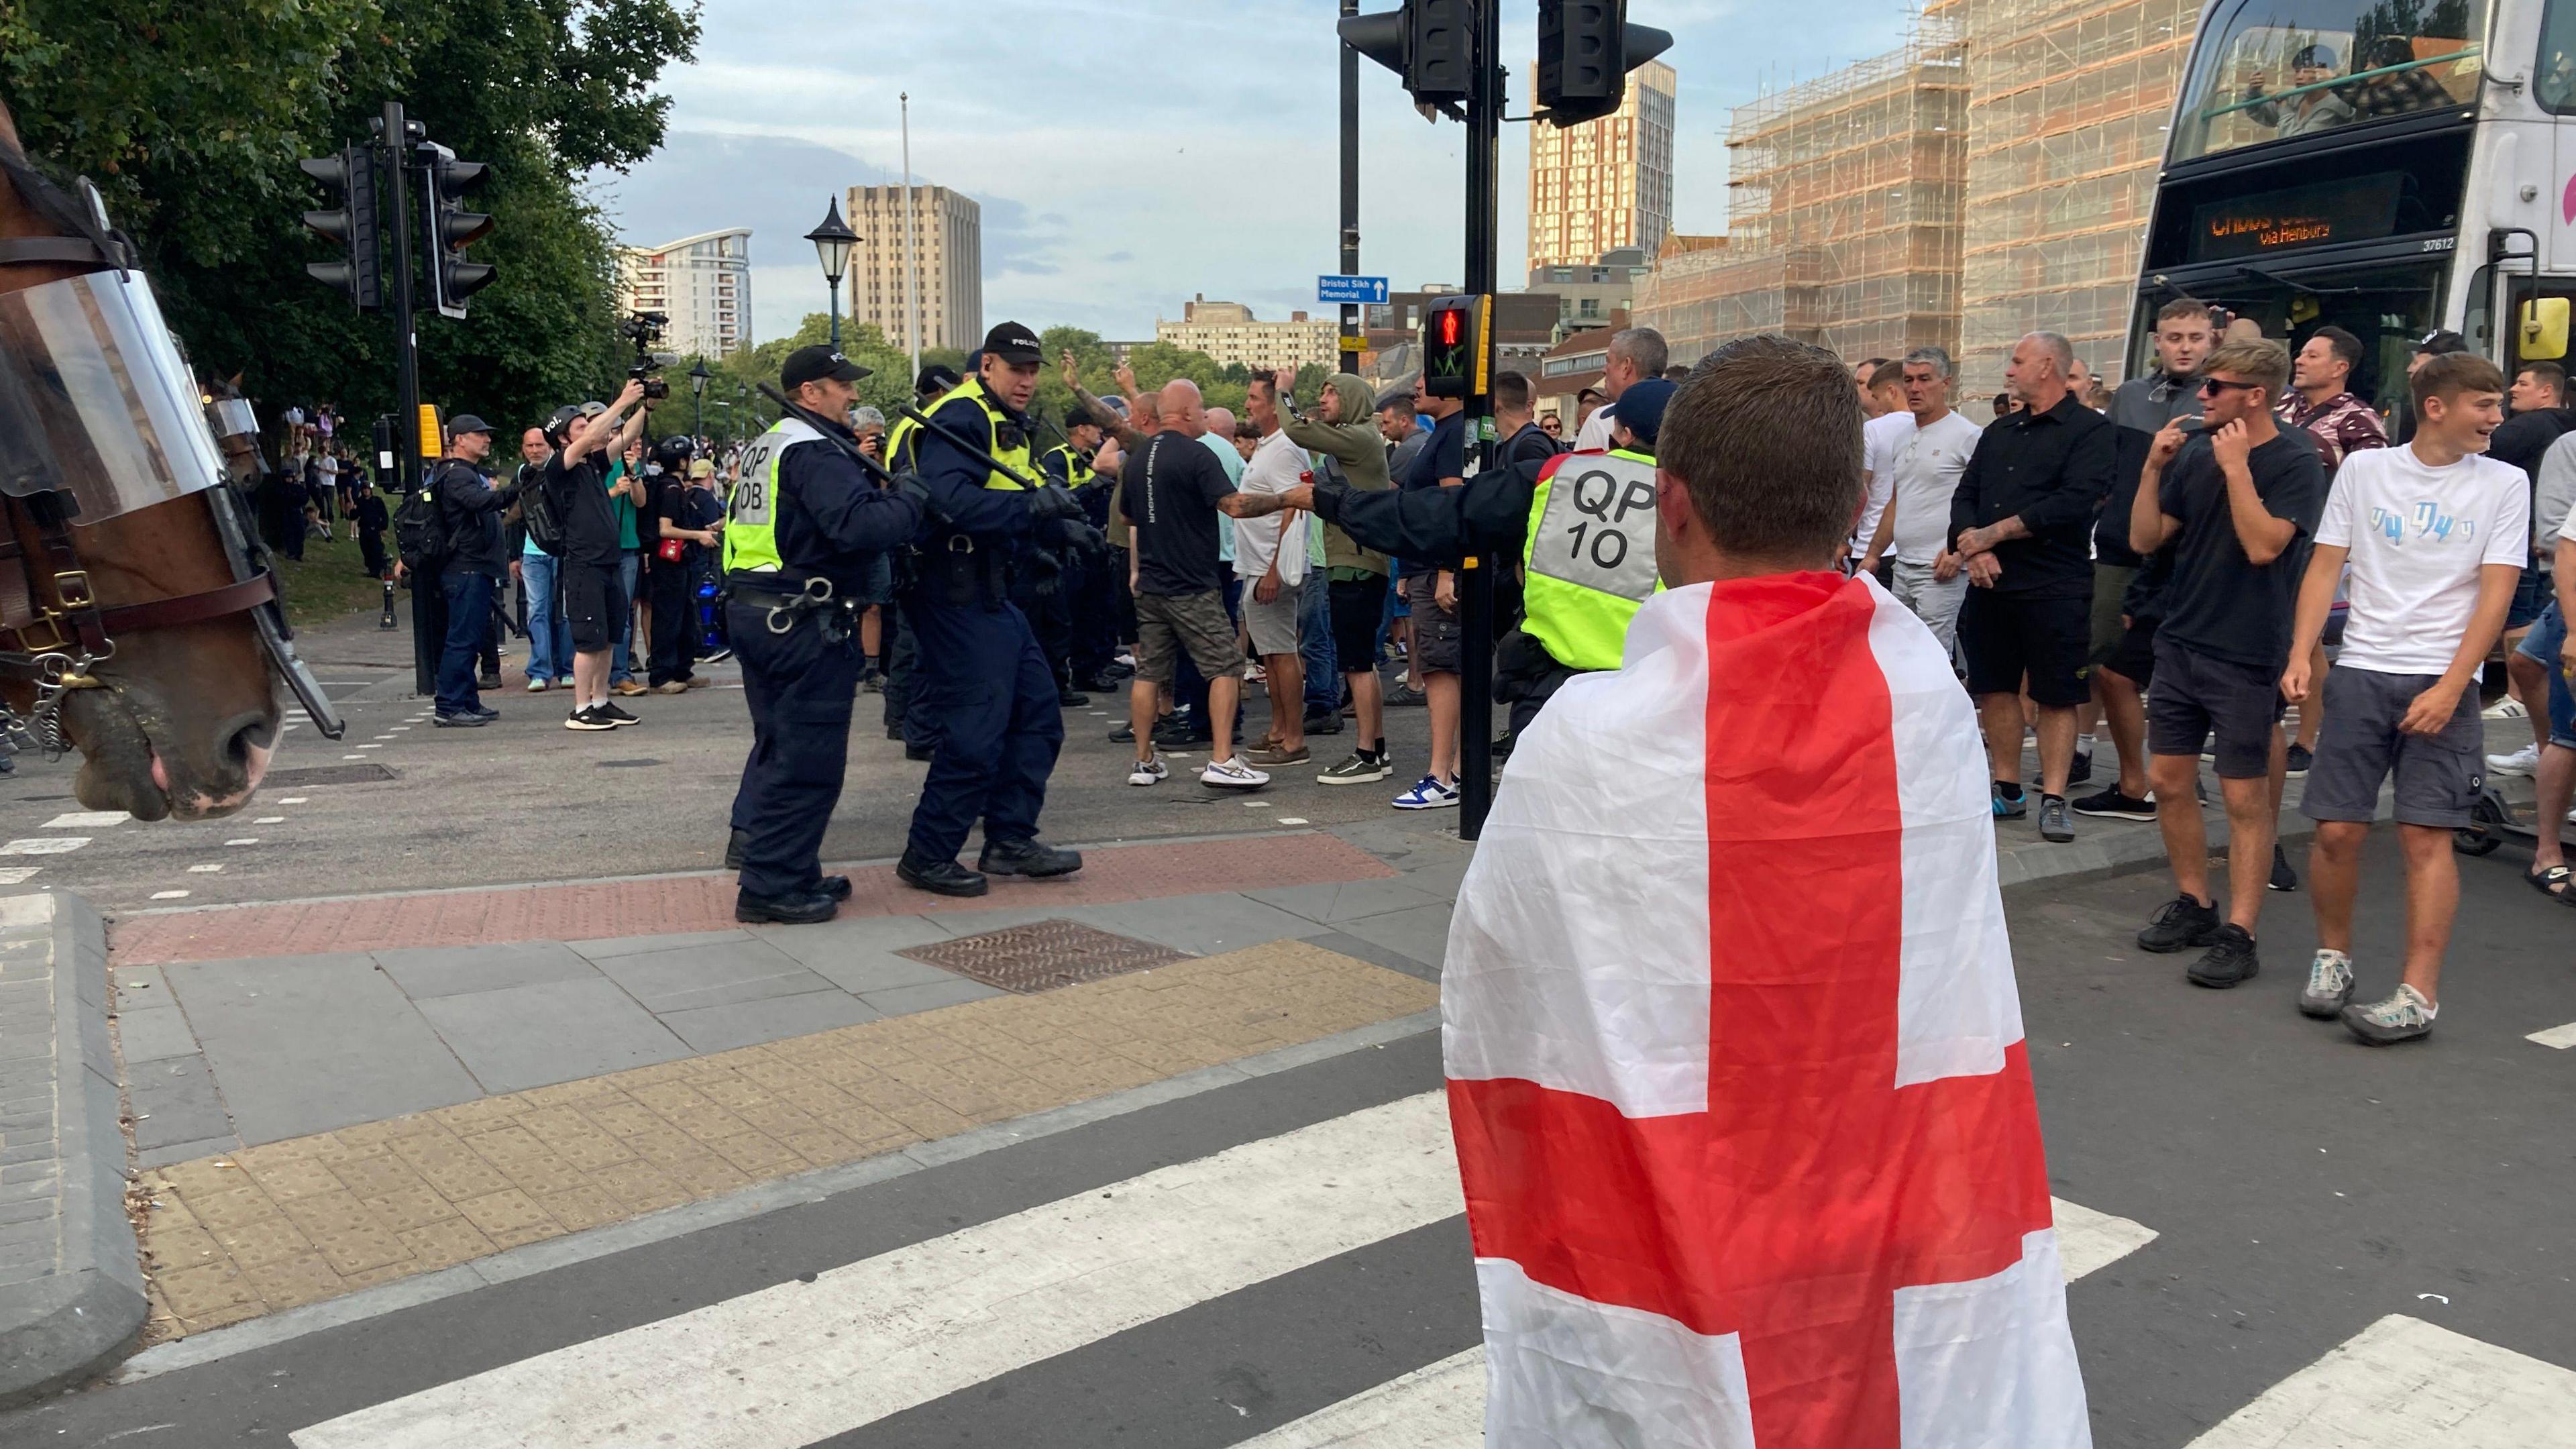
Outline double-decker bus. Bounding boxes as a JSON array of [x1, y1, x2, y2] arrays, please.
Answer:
[[2129, 0, 2576, 402]]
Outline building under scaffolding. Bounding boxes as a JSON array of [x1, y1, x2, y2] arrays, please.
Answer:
[[1635, 23, 1968, 367], [1950, 0, 2203, 390]]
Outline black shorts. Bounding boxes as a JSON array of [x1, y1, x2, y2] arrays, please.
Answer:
[[560, 561, 626, 653], [2147, 637, 2285, 778], [2102, 614, 2158, 687], [1958, 589, 2090, 706], [1330, 575, 1389, 672]]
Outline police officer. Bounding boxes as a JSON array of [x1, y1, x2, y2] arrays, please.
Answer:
[[722, 344, 938, 924], [897, 321, 1093, 897], [1042, 409, 1124, 690], [1280, 377, 1678, 737]]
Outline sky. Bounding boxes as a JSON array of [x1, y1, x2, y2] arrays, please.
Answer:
[[592, 0, 1919, 346]]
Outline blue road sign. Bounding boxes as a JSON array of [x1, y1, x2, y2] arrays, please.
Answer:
[[1317, 274, 1390, 305]]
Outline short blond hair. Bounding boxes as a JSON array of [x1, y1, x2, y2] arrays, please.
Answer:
[[2201, 338, 2291, 402]]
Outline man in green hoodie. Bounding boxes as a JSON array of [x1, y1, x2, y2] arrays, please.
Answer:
[[1278, 369, 1397, 785]]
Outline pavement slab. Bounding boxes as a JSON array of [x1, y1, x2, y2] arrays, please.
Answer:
[[125, 939, 1438, 1342]]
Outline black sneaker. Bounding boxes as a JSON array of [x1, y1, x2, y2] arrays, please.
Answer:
[[468, 703, 500, 720], [2284, 743, 2313, 777], [2137, 894, 2220, 953], [2186, 922, 2261, 987], [2267, 842, 2300, 892], [2072, 786, 2157, 822], [2039, 794, 2074, 843], [1990, 782, 2027, 819], [1304, 708, 1343, 737], [1108, 720, 1135, 743], [564, 706, 617, 732], [432, 710, 488, 728], [2034, 751, 2094, 788], [594, 701, 640, 727], [1057, 687, 1090, 708]]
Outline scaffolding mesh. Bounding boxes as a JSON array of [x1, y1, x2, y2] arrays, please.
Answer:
[[1636, 21, 1968, 366]]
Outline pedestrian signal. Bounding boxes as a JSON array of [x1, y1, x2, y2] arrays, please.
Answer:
[[1422, 294, 1490, 401]]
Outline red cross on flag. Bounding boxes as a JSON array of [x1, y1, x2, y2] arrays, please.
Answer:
[[1447, 572, 2090, 1447]]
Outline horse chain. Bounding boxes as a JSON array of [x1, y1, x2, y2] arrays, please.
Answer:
[[0, 645, 110, 758]]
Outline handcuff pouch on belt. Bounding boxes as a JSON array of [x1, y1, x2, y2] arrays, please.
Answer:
[[912, 531, 1010, 609], [729, 574, 855, 642]]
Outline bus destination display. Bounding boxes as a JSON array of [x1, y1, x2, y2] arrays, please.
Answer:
[[2187, 172, 2405, 262]]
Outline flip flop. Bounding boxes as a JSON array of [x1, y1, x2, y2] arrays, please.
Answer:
[[2526, 863, 2575, 902]]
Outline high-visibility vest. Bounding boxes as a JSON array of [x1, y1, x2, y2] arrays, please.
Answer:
[[1520, 447, 1663, 672], [721, 416, 821, 574], [924, 376, 1034, 492], [886, 414, 924, 473], [1041, 443, 1094, 490]]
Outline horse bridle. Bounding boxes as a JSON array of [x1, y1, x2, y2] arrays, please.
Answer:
[[0, 149, 346, 750]]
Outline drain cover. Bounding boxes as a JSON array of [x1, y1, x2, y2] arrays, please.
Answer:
[[264, 763, 396, 786], [898, 919, 1189, 994]]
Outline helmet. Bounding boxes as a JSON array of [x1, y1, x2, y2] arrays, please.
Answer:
[[651, 434, 696, 472]]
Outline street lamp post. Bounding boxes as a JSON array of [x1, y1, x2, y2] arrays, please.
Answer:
[[689, 358, 711, 439], [805, 199, 858, 349]]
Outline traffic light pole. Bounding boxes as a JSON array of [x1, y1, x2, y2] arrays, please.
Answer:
[[1456, 0, 1501, 841], [1339, 0, 1361, 362], [384, 99, 437, 700]]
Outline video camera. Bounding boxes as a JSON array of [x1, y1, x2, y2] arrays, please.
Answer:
[[620, 311, 677, 400]]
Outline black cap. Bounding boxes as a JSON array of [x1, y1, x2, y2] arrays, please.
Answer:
[[446, 413, 494, 437], [915, 364, 962, 396], [1609, 379, 1675, 447], [980, 321, 1043, 364], [2416, 330, 2470, 357], [1067, 406, 1102, 433], [782, 345, 869, 390]]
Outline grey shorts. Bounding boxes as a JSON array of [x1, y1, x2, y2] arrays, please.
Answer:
[[1243, 577, 1304, 657], [2147, 637, 2284, 779], [2299, 665, 2485, 828], [1404, 572, 1462, 674], [1134, 589, 1239, 687], [2088, 561, 2138, 665]]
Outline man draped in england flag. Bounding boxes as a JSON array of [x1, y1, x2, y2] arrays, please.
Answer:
[[1445, 335, 2091, 1447]]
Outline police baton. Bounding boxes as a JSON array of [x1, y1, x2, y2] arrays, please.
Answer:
[[753, 384, 899, 488], [896, 403, 1051, 491]]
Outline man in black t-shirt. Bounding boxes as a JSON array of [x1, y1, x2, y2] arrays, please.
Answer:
[[1398, 376, 1469, 810], [2127, 338, 2325, 987], [542, 379, 654, 730]]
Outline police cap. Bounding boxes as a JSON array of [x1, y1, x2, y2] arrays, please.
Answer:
[[980, 321, 1044, 365], [915, 364, 962, 397], [782, 345, 869, 390]]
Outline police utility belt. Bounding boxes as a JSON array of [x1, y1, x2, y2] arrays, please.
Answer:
[[725, 572, 859, 639], [910, 531, 1014, 609]]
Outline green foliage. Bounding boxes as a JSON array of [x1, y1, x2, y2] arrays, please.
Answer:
[[0, 0, 700, 437]]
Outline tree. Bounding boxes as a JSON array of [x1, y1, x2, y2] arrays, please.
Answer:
[[0, 0, 700, 438]]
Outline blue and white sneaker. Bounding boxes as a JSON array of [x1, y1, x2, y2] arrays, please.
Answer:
[[1392, 774, 1460, 811]]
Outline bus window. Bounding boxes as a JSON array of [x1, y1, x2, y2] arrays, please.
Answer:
[[2540, 0, 2576, 110], [2178, 0, 2489, 162]]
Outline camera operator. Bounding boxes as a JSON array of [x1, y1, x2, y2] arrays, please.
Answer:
[[544, 381, 655, 730], [429, 415, 515, 727]]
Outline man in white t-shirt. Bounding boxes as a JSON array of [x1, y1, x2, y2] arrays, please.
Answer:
[[1572, 327, 1667, 452], [1848, 368, 1910, 566], [1860, 346, 1983, 657], [1238, 373, 1312, 767], [2283, 352, 2528, 1045]]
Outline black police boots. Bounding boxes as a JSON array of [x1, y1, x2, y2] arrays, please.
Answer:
[[898, 851, 989, 898], [735, 890, 837, 925], [978, 837, 1083, 878], [818, 874, 853, 901]]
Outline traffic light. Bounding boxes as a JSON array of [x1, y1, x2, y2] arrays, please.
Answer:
[[1338, 1, 1472, 106], [299, 145, 381, 311], [1536, 0, 1674, 127], [1421, 294, 1489, 400], [419, 143, 496, 320]]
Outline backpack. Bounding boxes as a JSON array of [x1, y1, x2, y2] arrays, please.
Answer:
[[393, 463, 457, 574], [517, 461, 567, 556]]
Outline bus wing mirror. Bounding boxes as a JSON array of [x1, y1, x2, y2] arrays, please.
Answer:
[[2520, 297, 2569, 361]]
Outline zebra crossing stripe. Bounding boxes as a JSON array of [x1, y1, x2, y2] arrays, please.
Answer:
[[288, 1092, 1463, 1449], [1242, 1195, 2157, 1446], [2182, 1314, 2576, 1447]]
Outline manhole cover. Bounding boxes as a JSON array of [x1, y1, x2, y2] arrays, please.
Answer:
[[595, 758, 663, 768], [898, 919, 1190, 994], [264, 763, 396, 787]]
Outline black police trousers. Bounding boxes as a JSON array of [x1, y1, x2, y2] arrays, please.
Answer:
[[725, 599, 861, 901], [902, 592, 1063, 864]]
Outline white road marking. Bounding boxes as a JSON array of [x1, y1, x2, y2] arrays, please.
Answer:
[[0, 837, 87, 855], [372, 735, 396, 741], [44, 810, 127, 828], [254, 817, 285, 825], [356, 744, 383, 750], [1278, 817, 1311, 825], [187, 864, 223, 873], [277, 798, 309, 805], [223, 839, 258, 847], [149, 890, 189, 901], [390, 726, 411, 731], [288, 1093, 1462, 1449], [0, 867, 42, 885], [2183, 1315, 2576, 1447], [341, 755, 365, 760], [2526, 1022, 2576, 1050], [1244, 800, 1273, 808], [1242, 1195, 2155, 1445]]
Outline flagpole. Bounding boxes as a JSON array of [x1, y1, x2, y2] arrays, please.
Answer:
[[902, 92, 921, 377]]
